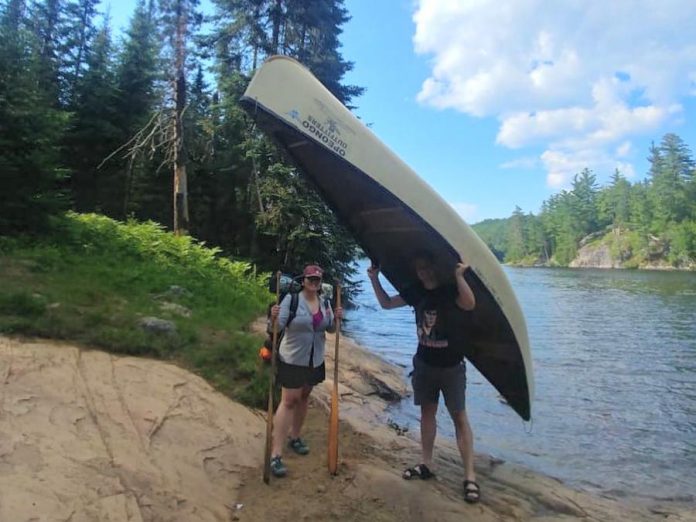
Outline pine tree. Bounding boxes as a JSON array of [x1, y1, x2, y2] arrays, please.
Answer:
[[110, 0, 162, 219], [65, 19, 121, 212], [30, 0, 64, 106], [628, 181, 652, 237], [506, 206, 526, 261], [207, 0, 362, 277], [525, 213, 548, 263], [597, 169, 631, 230], [208, 0, 270, 73], [0, 0, 69, 233], [185, 64, 216, 239], [282, 0, 363, 106], [62, 0, 100, 105], [116, 0, 160, 134], [570, 168, 599, 238], [647, 134, 693, 227]]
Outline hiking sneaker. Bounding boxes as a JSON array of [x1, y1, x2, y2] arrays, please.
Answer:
[[288, 437, 310, 455], [270, 456, 287, 477]]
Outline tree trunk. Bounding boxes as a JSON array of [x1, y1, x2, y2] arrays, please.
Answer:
[[271, 0, 282, 54], [173, 0, 189, 235]]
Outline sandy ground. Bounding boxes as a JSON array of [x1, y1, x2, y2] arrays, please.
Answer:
[[1, 330, 694, 521]]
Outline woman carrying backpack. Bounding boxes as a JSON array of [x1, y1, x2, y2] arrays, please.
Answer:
[[268, 264, 343, 477]]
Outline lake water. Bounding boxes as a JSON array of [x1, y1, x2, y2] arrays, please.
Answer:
[[343, 259, 696, 501]]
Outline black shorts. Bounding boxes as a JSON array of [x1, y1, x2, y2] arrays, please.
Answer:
[[276, 360, 326, 389]]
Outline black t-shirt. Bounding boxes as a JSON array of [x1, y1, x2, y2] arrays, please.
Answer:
[[400, 284, 466, 367]]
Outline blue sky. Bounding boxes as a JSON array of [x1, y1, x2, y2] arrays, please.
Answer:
[[107, 0, 696, 223]]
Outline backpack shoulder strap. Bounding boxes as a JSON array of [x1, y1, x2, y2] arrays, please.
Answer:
[[287, 292, 300, 327]]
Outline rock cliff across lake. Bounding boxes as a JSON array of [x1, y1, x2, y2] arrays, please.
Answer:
[[1, 333, 693, 521]]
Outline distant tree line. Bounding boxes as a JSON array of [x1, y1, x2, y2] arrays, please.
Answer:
[[473, 133, 696, 268], [0, 0, 362, 282]]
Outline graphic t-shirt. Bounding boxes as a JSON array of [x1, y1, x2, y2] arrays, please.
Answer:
[[400, 284, 465, 367]]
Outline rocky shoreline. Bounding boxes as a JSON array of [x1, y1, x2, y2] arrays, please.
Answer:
[[313, 329, 696, 521], [1, 332, 694, 521]]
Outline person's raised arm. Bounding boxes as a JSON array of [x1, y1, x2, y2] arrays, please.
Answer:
[[454, 262, 476, 311], [367, 265, 406, 309]]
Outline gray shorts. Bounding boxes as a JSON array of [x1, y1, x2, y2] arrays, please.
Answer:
[[411, 356, 467, 412]]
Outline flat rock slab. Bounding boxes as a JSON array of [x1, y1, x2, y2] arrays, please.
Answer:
[[0, 337, 263, 522]]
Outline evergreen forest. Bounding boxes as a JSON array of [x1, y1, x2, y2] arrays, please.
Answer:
[[1, 0, 362, 281], [473, 133, 696, 269]]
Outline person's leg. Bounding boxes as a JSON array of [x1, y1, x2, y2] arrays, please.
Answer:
[[450, 408, 475, 482], [408, 357, 440, 478], [443, 363, 480, 502], [290, 385, 312, 439], [420, 401, 438, 467], [272, 386, 303, 457]]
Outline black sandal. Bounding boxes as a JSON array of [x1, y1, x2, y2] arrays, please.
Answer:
[[463, 480, 480, 503], [402, 464, 434, 480]]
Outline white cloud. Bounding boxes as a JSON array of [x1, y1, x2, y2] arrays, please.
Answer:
[[616, 142, 632, 158], [615, 162, 636, 179], [413, 0, 696, 186], [541, 149, 637, 188], [500, 157, 539, 170], [449, 202, 478, 223]]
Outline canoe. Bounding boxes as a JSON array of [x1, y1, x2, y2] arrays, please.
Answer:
[[241, 56, 533, 420]]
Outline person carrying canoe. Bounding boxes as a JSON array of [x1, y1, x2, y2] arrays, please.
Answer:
[[367, 251, 480, 503], [268, 264, 344, 478]]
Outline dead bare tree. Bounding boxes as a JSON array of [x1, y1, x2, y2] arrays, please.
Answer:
[[172, 0, 190, 235], [100, 0, 199, 235]]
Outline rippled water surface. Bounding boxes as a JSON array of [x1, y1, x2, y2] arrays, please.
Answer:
[[343, 259, 696, 500]]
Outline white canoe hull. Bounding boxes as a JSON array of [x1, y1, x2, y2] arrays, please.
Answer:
[[242, 56, 533, 420]]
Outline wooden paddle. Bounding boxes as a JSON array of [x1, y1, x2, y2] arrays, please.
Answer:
[[263, 271, 282, 484], [327, 282, 342, 475]]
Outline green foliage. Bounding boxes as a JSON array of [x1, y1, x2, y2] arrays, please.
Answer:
[[0, 0, 70, 233], [603, 230, 632, 264], [210, 0, 363, 104], [254, 160, 359, 288], [505, 206, 527, 261], [0, 212, 272, 405], [648, 135, 694, 227], [0, 291, 47, 317], [62, 0, 101, 105], [665, 221, 696, 267], [471, 218, 507, 260], [52, 212, 269, 305], [65, 21, 122, 213], [598, 170, 631, 228]]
